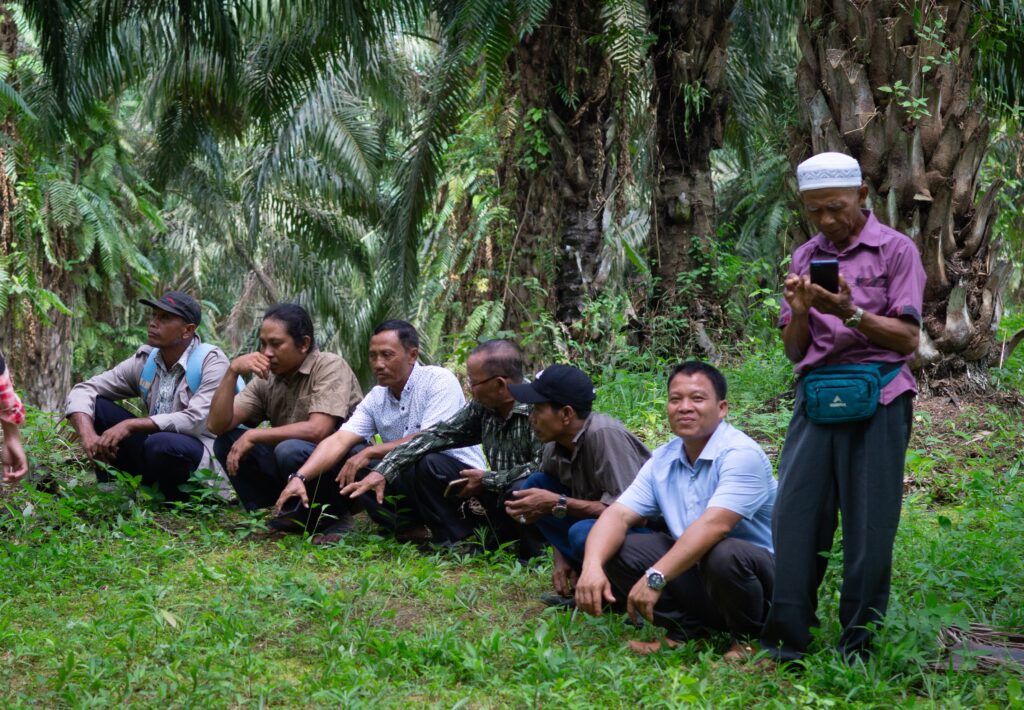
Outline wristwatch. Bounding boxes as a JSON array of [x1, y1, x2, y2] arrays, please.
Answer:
[[288, 472, 306, 483], [551, 494, 569, 519], [645, 567, 666, 591], [844, 306, 865, 328]]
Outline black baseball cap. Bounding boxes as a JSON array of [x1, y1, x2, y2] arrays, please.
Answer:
[[508, 364, 596, 411], [139, 291, 202, 325]]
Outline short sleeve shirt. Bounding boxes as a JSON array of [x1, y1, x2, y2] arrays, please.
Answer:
[[779, 210, 926, 404], [617, 421, 776, 552], [340, 363, 486, 469], [540, 413, 650, 505], [0, 354, 25, 426], [233, 350, 362, 427]]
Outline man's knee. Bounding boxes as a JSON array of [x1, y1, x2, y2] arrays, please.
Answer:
[[568, 518, 597, 563], [521, 470, 563, 492], [144, 432, 203, 466], [213, 432, 234, 464], [274, 439, 316, 473]]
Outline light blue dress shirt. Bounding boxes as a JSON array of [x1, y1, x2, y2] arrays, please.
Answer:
[[616, 421, 776, 553]]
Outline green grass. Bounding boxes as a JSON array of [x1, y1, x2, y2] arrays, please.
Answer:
[[1, 351, 1023, 708]]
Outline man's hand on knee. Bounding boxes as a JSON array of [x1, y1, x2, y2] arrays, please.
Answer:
[[227, 431, 256, 476]]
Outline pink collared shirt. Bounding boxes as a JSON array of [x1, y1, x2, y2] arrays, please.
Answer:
[[780, 210, 927, 404]]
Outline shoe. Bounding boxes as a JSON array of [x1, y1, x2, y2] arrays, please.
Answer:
[[394, 524, 432, 543], [539, 593, 576, 610], [310, 516, 355, 546]]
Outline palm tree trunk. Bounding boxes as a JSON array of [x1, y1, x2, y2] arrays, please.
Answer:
[[501, 0, 616, 329], [795, 0, 1003, 385], [0, 3, 75, 411], [647, 0, 735, 353]]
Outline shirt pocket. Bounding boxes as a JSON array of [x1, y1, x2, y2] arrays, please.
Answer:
[[851, 272, 890, 315]]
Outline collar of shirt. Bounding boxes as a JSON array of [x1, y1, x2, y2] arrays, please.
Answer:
[[551, 412, 594, 464], [809, 210, 885, 256], [155, 337, 198, 376], [276, 348, 318, 385], [388, 361, 422, 403], [675, 420, 732, 472], [504, 401, 532, 421]]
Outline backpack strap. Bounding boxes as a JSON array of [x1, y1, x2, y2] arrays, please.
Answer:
[[139, 348, 161, 403], [185, 343, 245, 394]]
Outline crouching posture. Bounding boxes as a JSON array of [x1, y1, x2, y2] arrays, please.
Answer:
[[207, 303, 363, 535], [575, 362, 776, 658], [65, 291, 230, 501]]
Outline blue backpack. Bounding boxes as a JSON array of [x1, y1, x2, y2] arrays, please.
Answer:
[[139, 343, 244, 403]]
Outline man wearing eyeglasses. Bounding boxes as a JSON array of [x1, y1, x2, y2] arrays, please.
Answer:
[[351, 339, 543, 552]]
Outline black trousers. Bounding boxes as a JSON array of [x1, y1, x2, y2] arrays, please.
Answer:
[[214, 429, 354, 532], [93, 397, 204, 502], [605, 532, 775, 642], [760, 391, 913, 661], [402, 454, 528, 547]]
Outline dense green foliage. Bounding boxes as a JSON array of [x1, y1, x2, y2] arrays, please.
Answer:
[[1, 352, 1022, 707]]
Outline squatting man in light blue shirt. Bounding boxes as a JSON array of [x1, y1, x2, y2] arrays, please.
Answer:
[[574, 361, 777, 659]]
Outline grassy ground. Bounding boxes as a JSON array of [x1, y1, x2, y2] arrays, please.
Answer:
[[1, 346, 1023, 708]]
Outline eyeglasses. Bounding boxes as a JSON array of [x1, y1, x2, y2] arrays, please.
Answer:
[[468, 375, 503, 389]]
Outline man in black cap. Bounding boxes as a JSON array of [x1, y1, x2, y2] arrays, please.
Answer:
[[507, 364, 651, 603], [65, 291, 231, 501]]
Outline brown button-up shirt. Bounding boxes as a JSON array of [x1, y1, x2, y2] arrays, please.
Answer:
[[234, 349, 362, 427], [540, 412, 651, 505]]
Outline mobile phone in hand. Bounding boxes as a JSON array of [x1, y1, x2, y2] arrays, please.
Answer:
[[276, 496, 303, 517], [810, 259, 840, 293], [445, 478, 468, 497]]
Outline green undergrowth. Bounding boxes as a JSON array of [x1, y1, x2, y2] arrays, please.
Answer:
[[1, 351, 1022, 708]]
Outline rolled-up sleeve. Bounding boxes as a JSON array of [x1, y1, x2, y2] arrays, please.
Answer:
[[65, 352, 145, 418], [615, 459, 658, 518], [149, 348, 229, 437]]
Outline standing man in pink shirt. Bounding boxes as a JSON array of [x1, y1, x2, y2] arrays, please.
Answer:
[[760, 152, 926, 664]]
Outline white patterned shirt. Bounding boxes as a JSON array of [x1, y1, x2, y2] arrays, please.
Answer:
[[341, 363, 486, 469], [151, 339, 198, 415]]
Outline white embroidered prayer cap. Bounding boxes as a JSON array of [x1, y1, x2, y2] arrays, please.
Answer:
[[796, 152, 862, 192]]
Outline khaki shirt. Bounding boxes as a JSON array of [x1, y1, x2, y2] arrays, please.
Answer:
[[233, 350, 362, 427], [540, 412, 651, 505]]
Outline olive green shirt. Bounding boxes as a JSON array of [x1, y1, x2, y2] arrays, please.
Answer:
[[234, 350, 362, 427]]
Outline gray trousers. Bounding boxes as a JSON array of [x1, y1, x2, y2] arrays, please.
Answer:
[[605, 532, 775, 642], [760, 390, 913, 661]]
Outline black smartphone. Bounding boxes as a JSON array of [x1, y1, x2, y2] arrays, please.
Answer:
[[810, 259, 840, 293], [276, 496, 303, 517]]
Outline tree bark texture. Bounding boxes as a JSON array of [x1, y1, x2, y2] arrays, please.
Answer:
[[501, 0, 616, 329], [0, 3, 75, 411], [647, 0, 735, 347], [795, 0, 1003, 384]]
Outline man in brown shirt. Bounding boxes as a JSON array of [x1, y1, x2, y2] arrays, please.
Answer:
[[207, 304, 361, 533], [505, 364, 650, 603]]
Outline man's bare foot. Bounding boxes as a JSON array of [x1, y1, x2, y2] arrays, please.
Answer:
[[723, 641, 757, 663], [627, 637, 682, 655]]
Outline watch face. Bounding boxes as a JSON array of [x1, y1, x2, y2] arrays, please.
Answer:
[[647, 571, 665, 590]]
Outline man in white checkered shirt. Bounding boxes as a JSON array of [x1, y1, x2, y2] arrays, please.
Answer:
[[274, 319, 484, 544]]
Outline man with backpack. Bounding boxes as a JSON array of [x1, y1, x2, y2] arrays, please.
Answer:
[[65, 291, 230, 501]]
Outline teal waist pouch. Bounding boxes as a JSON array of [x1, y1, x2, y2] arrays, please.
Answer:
[[801, 363, 900, 424]]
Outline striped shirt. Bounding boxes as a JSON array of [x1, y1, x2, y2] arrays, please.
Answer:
[[340, 363, 485, 469], [0, 355, 25, 426], [374, 401, 541, 491]]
